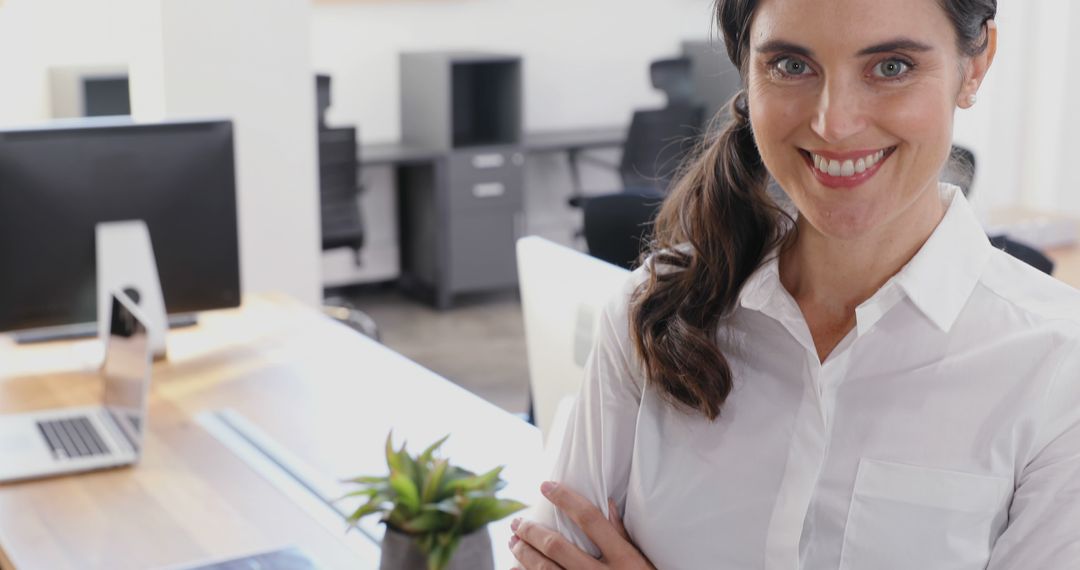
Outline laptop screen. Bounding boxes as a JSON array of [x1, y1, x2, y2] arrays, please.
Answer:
[[102, 292, 152, 451]]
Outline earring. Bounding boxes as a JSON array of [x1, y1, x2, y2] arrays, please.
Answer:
[[968, 94, 978, 106]]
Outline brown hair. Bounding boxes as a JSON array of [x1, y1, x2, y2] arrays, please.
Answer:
[[629, 0, 997, 420]]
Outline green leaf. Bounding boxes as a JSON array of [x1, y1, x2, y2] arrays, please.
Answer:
[[346, 496, 385, 524], [399, 444, 421, 487], [426, 497, 461, 516], [336, 488, 379, 501], [418, 434, 450, 464], [390, 472, 421, 514], [459, 497, 527, 534], [422, 458, 449, 504], [445, 465, 504, 494], [343, 475, 388, 485], [386, 432, 403, 474]]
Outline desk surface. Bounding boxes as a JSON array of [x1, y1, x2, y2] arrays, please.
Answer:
[[0, 296, 543, 570], [1048, 245, 1080, 289], [361, 125, 626, 167]]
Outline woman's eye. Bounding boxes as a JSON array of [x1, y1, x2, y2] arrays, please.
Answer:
[[775, 57, 811, 77], [873, 59, 911, 79]]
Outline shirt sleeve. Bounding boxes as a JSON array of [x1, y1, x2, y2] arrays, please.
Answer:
[[529, 270, 647, 558], [987, 333, 1080, 568]]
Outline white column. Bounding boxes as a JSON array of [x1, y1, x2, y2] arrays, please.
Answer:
[[130, 0, 322, 307], [1020, 0, 1072, 211], [1058, 3, 1080, 215]]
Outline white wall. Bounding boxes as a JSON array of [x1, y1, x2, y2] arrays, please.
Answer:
[[310, 0, 713, 141], [0, 0, 136, 125]]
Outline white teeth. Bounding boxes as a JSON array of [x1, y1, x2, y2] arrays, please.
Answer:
[[811, 148, 889, 177]]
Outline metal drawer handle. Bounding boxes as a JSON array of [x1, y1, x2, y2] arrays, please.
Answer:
[[472, 154, 505, 169], [472, 183, 506, 198]]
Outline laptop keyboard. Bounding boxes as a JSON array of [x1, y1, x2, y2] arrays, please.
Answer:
[[36, 417, 111, 460]]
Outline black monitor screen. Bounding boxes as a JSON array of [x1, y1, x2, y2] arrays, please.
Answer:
[[0, 119, 240, 332], [83, 77, 132, 117]]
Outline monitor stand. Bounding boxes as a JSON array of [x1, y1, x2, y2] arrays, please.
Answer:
[[12, 314, 198, 345], [95, 220, 170, 360]]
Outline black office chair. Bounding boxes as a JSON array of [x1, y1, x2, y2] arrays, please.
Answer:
[[942, 144, 1055, 275], [315, 75, 379, 341], [942, 144, 977, 197], [583, 193, 663, 270], [318, 126, 366, 262], [568, 57, 705, 207]]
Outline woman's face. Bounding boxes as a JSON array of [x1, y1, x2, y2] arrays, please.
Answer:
[[746, 0, 989, 242]]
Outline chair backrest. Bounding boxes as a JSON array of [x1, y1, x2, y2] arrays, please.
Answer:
[[620, 104, 704, 191], [318, 126, 365, 252], [651, 57, 696, 107], [941, 144, 976, 197], [583, 193, 663, 270], [988, 235, 1055, 275], [516, 236, 630, 442], [619, 57, 706, 192], [316, 74, 332, 130]]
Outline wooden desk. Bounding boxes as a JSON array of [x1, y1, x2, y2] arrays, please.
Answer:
[[0, 296, 543, 570], [1048, 245, 1080, 289]]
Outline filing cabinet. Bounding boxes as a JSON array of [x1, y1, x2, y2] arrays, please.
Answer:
[[397, 52, 524, 308]]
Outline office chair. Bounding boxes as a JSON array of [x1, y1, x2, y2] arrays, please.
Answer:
[[582, 193, 663, 269], [943, 144, 1055, 275], [942, 144, 977, 197], [568, 57, 705, 207], [315, 75, 380, 341]]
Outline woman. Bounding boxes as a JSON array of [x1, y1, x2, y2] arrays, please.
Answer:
[[510, 0, 1080, 568]]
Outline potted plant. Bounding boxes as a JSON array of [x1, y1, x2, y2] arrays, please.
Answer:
[[342, 432, 527, 570]]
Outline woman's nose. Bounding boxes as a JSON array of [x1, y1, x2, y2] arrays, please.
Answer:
[[810, 77, 868, 144]]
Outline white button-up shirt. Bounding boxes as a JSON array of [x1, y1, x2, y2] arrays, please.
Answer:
[[535, 184, 1080, 569]]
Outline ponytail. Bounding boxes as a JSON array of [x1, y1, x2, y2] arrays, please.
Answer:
[[629, 91, 794, 420]]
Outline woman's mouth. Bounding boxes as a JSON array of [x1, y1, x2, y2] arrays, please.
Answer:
[[799, 146, 897, 189]]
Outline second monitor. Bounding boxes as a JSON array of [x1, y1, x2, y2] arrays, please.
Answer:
[[0, 117, 241, 337]]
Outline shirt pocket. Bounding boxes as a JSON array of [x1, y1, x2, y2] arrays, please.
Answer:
[[838, 458, 1011, 570]]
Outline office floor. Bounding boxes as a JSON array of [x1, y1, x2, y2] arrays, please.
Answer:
[[343, 286, 531, 415]]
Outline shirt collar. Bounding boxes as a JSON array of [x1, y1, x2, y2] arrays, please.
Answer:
[[889, 183, 993, 333], [739, 183, 993, 334]]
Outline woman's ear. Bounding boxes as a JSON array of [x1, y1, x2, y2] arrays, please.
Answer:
[[958, 20, 998, 109]]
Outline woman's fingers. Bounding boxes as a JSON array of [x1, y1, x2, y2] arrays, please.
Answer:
[[513, 518, 601, 570], [510, 531, 567, 570], [607, 498, 630, 542], [540, 482, 626, 557]]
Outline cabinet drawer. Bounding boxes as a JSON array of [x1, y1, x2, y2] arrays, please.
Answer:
[[446, 149, 524, 213], [447, 209, 521, 291]]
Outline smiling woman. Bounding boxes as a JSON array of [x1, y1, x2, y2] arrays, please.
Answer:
[[510, 0, 1080, 569]]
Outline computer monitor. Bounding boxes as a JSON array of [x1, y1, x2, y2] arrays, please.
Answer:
[[0, 118, 241, 335], [83, 76, 132, 117]]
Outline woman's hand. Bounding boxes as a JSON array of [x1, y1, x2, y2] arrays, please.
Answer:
[[508, 481, 656, 570]]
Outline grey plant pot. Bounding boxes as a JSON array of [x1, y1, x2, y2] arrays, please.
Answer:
[[379, 527, 494, 570]]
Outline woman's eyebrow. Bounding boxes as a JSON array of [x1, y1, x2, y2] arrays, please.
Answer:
[[856, 38, 934, 56], [754, 40, 814, 58]]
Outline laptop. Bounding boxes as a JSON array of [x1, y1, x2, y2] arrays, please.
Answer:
[[516, 237, 630, 442], [0, 291, 153, 483]]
